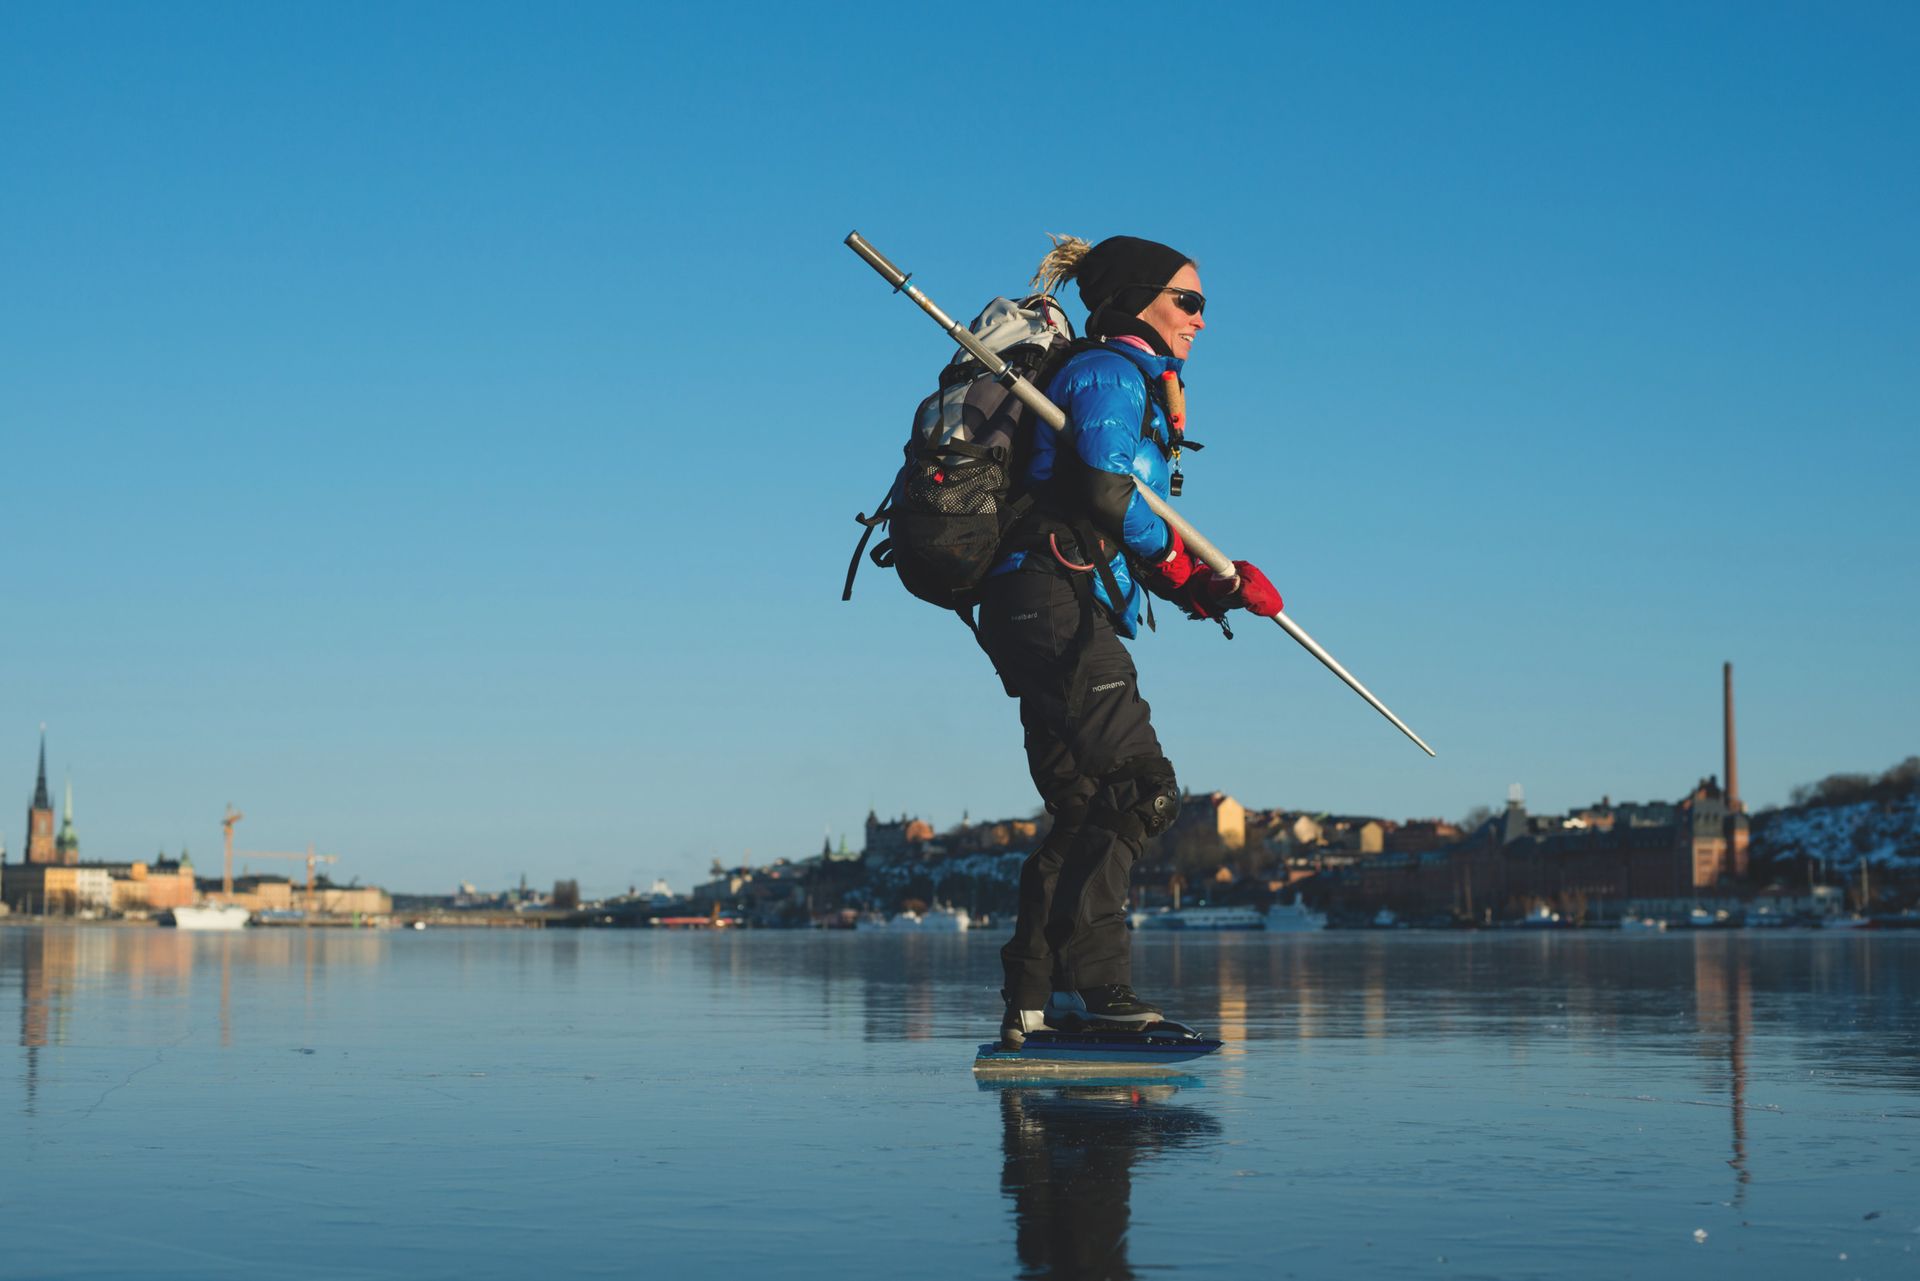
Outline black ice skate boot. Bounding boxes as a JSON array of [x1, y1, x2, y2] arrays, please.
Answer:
[[1046, 985, 1163, 1031], [1000, 992, 1048, 1050]]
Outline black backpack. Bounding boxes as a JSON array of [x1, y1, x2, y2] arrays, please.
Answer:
[[843, 295, 1080, 611]]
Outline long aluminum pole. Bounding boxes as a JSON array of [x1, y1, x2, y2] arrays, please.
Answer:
[[846, 231, 1435, 757], [1129, 482, 1433, 753]]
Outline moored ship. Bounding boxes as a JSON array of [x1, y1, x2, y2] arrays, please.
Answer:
[[1132, 906, 1267, 931], [872, 905, 972, 932], [162, 903, 252, 931], [1263, 900, 1329, 932]]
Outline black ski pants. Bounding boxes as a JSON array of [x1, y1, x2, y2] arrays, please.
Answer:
[[976, 565, 1175, 1008]]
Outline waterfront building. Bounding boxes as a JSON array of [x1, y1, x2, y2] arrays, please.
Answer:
[[1313, 653, 1764, 925], [3, 864, 113, 915], [298, 881, 392, 917], [201, 874, 391, 917], [1320, 773, 1755, 922], [105, 860, 199, 914]]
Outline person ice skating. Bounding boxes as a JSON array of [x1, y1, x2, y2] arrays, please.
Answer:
[[980, 235, 1283, 1048]]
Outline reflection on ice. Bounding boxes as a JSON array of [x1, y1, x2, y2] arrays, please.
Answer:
[[989, 1081, 1221, 1281]]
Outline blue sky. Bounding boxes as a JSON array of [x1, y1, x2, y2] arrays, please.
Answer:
[[3, 3, 1915, 896]]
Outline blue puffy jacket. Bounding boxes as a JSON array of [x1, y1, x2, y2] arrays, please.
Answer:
[[992, 341, 1182, 638]]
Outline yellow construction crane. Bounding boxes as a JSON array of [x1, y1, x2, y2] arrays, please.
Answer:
[[235, 843, 341, 910], [221, 805, 244, 898]]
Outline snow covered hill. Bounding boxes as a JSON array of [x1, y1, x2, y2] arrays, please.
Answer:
[[1752, 792, 1920, 875]]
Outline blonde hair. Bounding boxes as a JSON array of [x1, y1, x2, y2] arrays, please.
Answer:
[[1030, 233, 1092, 296]]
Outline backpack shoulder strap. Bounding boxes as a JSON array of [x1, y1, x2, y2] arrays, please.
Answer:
[[841, 475, 897, 601]]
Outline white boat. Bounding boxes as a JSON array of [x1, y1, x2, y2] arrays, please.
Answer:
[[1822, 914, 1872, 930], [1263, 901, 1328, 932], [164, 903, 251, 931], [1133, 906, 1266, 931], [1619, 916, 1668, 934], [874, 905, 971, 932]]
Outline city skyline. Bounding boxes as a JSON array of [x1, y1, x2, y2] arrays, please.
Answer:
[[9, 660, 1884, 896]]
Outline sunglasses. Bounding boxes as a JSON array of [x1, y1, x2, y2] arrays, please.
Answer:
[[1140, 286, 1206, 317]]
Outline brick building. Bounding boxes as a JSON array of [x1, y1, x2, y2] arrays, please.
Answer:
[[1319, 775, 1754, 922], [108, 859, 199, 913], [862, 811, 935, 864]]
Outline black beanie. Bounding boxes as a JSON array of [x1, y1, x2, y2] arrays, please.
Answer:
[[1076, 235, 1190, 321], [1076, 235, 1191, 354]]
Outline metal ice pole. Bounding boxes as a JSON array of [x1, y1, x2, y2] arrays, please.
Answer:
[[1131, 476, 1435, 758], [846, 231, 1435, 757]]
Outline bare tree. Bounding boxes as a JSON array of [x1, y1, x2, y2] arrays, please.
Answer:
[[1789, 757, 1920, 809]]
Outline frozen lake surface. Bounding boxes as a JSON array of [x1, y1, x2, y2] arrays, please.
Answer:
[[2, 926, 1916, 1279]]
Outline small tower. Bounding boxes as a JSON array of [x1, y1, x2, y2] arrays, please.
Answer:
[[55, 778, 79, 865], [1500, 784, 1530, 845], [25, 727, 56, 865]]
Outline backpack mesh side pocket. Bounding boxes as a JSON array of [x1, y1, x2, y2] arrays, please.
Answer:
[[890, 446, 1009, 607]]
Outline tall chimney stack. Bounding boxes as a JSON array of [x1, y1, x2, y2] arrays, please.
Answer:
[[1723, 661, 1741, 814]]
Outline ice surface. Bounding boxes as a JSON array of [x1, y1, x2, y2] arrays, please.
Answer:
[[2, 927, 1917, 1279]]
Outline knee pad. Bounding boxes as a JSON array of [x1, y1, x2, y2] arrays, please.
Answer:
[[1133, 757, 1181, 836], [1090, 756, 1180, 839]]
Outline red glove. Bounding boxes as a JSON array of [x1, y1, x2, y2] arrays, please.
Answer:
[[1233, 562, 1284, 617], [1179, 561, 1283, 620], [1137, 528, 1199, 599]]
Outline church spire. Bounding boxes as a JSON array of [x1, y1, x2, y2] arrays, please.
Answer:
[[25, 725, 56, 865], [32, 726, 50, 811]]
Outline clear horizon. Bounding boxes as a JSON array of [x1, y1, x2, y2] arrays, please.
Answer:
[[5, 4, 1915, 896]]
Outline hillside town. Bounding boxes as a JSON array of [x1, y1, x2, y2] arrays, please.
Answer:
[[578, 759, 1917, 932], [7, 666, 1916, 932], [582, 666, 1920, 931]]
